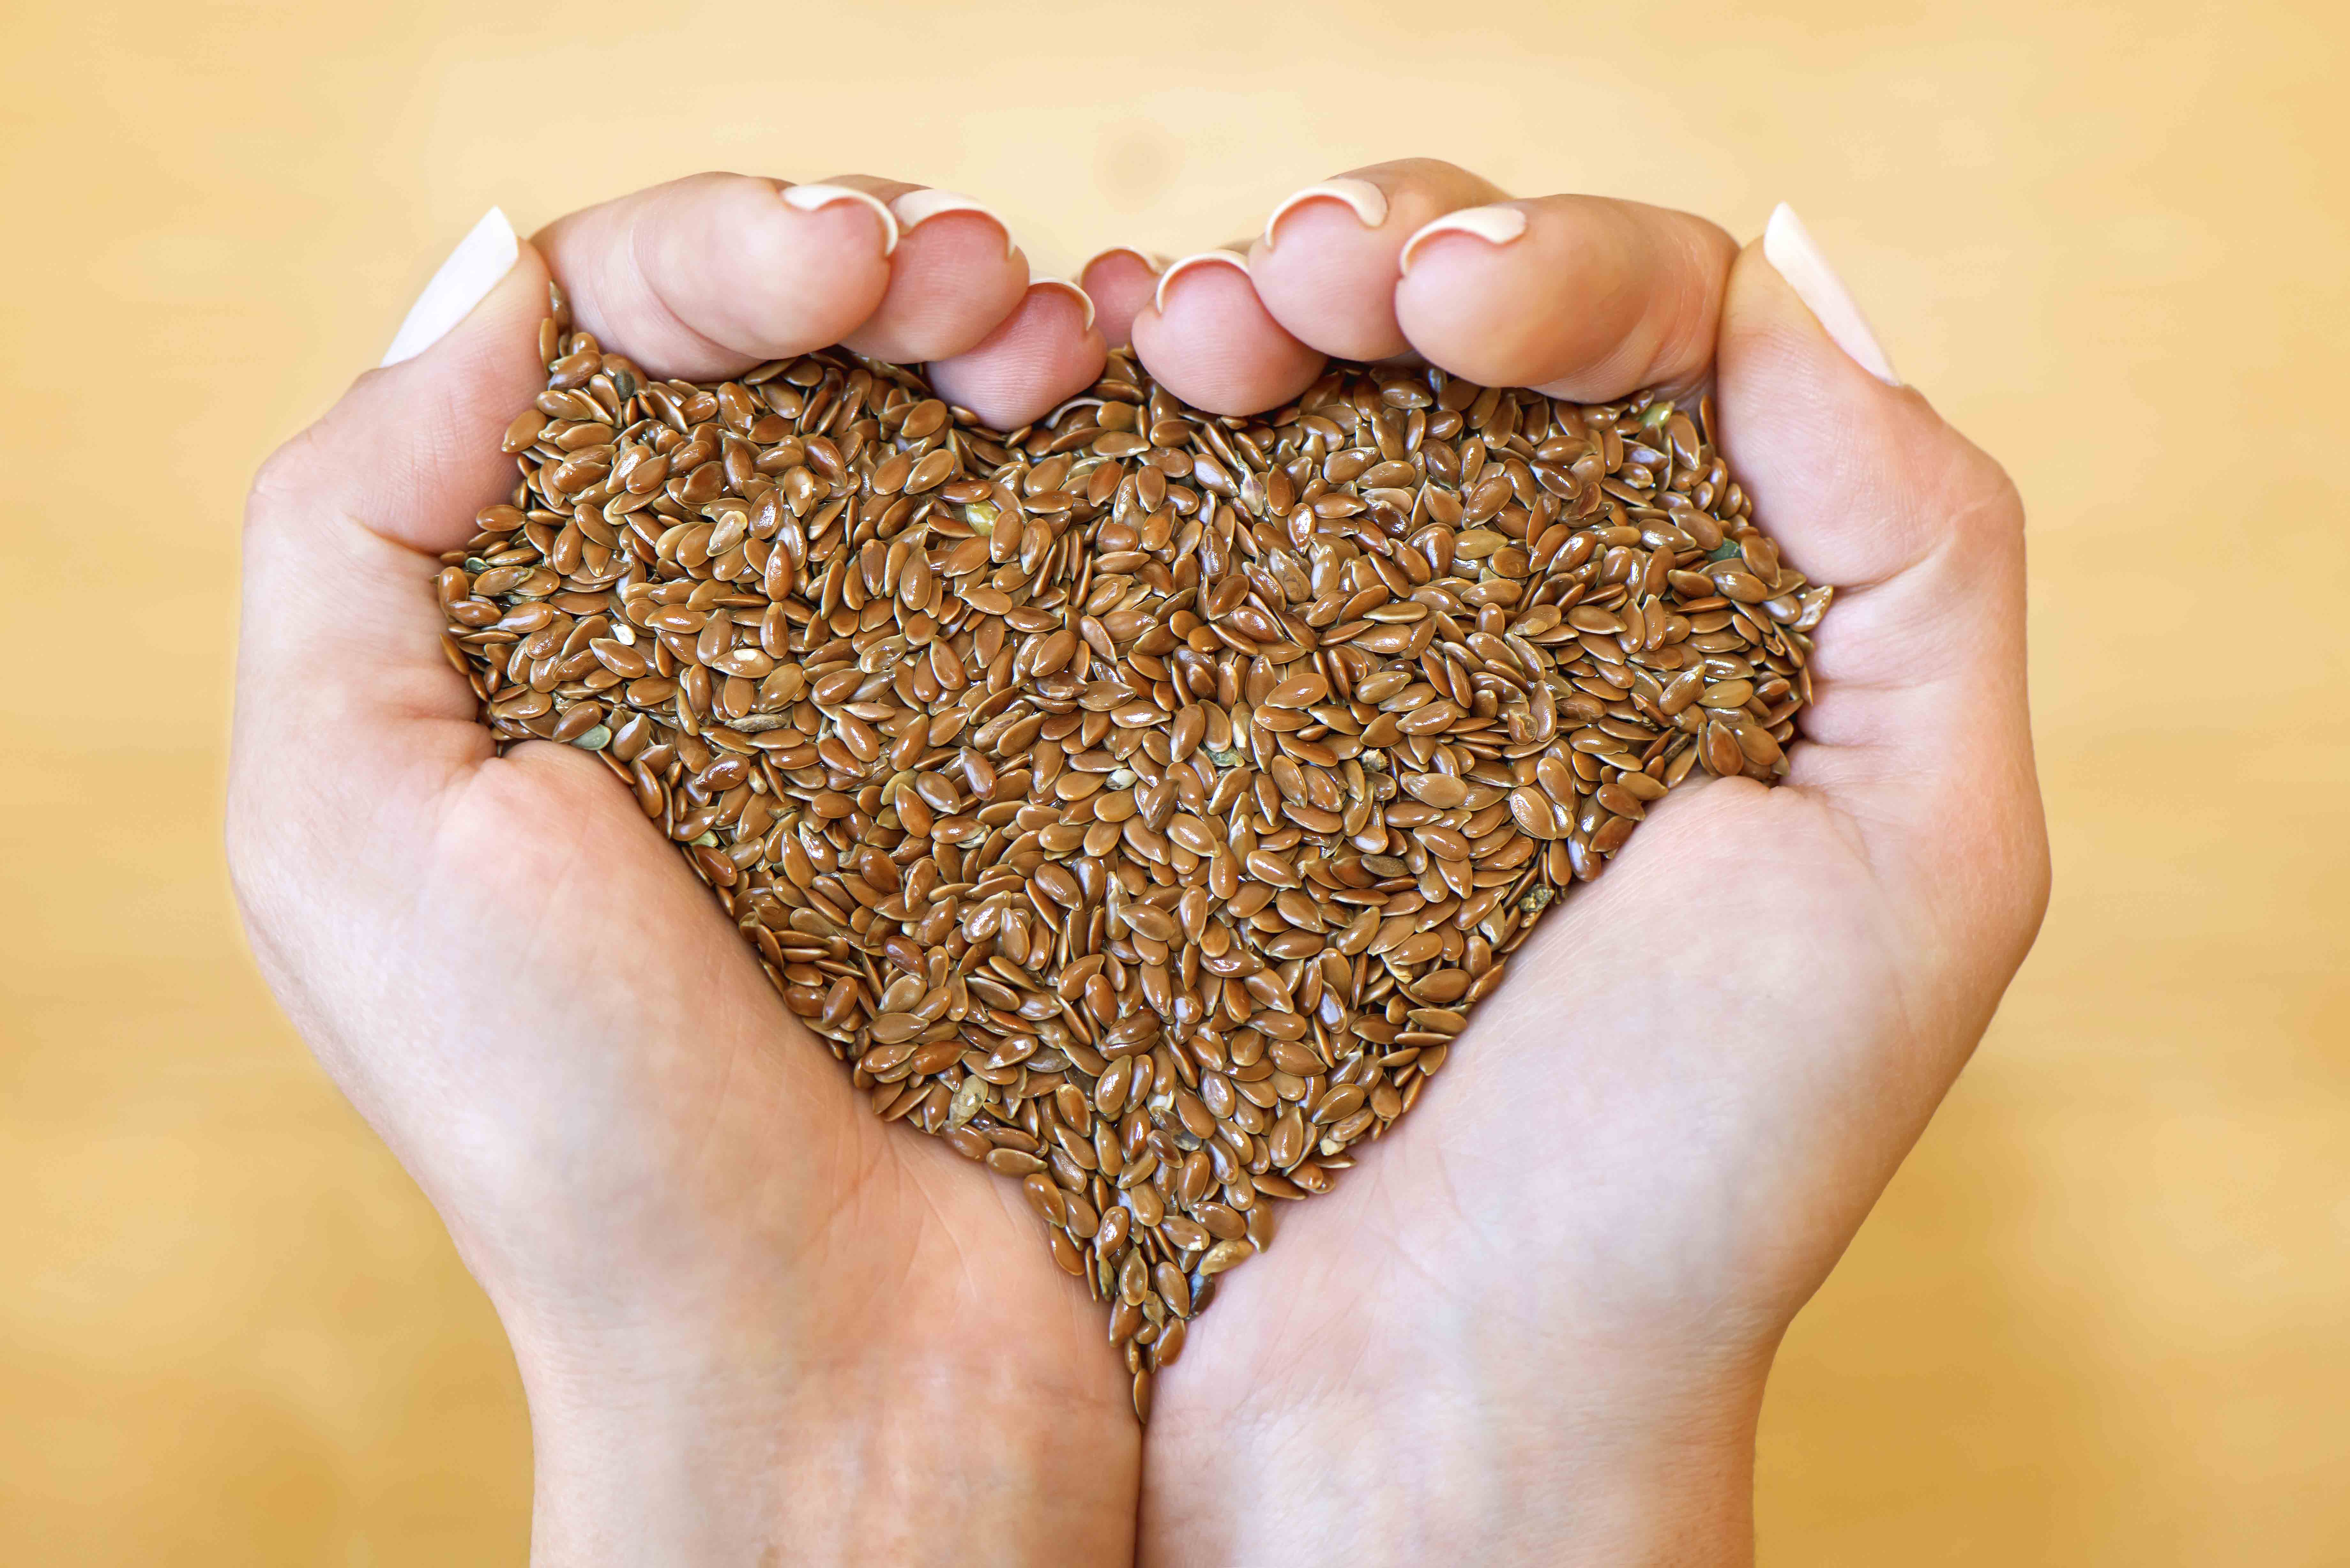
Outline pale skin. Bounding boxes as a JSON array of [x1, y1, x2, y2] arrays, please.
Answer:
[[230, 159, 2047, 1565]]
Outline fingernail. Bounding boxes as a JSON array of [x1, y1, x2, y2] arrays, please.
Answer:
[[889, 189, 1016, 260], [781, 183, 901, 258], [380, 207, 519, 367], [1152, 251, 1252, 315], [1398, 205, 1528, 276], [1262, 178, 1389, 249], [1029, 277, 1097, 333], [1761, 203, 1900, 386], [1083, 245, 1169, 278]]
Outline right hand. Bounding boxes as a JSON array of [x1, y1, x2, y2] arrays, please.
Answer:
[[1110, 161, 2050, 1567]]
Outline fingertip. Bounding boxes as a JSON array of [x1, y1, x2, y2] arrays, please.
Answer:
[[779, 181, 901, 256], [1130, 252, 1323, 416], [1260, 179, 1389, 250], [1079, 248, 1164, 347], [1245, 197, 1412, 362], [840, 195, 1032, 363], [1030, 277, 1096, 333], [1759, 204, 1901, 387], [926, 280, 1109, 431], [380, 207, 522, 367], [890, 189, 1018, 260], [1149, 250, 1249, 317], [263, 234, 554, 555], [535, 172, 898, 379], [1392, 196, 1732, 400], [1718, 237, 1988, 591], [1396, 204, 1528, 277], [1247, 161, 1507, 363]]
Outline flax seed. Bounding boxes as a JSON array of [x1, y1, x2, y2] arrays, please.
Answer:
[[443, 315, 1825, 1417]]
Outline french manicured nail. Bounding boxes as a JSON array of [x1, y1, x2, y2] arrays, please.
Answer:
[[380, 207, 519, 367], [1397, 205, 1528, 276], [1761, 203, 1900, 386], [889, 189, 1016, 259], [1028, 277, 1097, 333], [1083, 245, 1169, 277], [781, 183, 901, 257], [1153, 251, 1252, 314], [1262, 178, 1389, 248]]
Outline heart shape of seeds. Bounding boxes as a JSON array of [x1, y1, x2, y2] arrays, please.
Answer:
[[440, 290, 1830, 1420]]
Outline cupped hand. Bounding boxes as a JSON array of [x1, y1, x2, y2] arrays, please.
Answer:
[[1113, 162, 2050, 1566], [229, 173, 1135, 1566]]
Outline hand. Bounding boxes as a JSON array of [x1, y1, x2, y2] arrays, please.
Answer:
[[229, 173, 1137, 1566], [1112, 162, 2050, 1565]]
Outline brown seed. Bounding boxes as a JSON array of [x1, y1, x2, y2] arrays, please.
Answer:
[[1155, 1261, 1194, 1318], [1403, 773, 1468, 809], [446, 340, 1818, 1420], [1198, 1239, 1255, 1275], [1265, 670, 1329, 708], [1508, 787, 1558, 838]]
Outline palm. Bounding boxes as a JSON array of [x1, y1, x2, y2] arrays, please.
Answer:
[[360, 733, 1121, 1411], [1156, 771, 1911, 1418]]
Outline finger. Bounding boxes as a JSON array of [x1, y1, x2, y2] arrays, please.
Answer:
[[823, 178, 1035, 363], [1246, 157, 1505, 360], [1716, 206, 2044, 926], [239, 210, 548, 810], [1078, 247, 1165, 347], [271, 210, 548, 555], [533, 171, 900, 381], [1128, 249, 1323, 415], [1392, 195, 1736, 401], [926, 278, 1108, 430]]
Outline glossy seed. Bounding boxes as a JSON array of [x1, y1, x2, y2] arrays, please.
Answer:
[[444, 332, 1819, 1423]]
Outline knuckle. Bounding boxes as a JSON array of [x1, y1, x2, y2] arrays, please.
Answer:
[[1947, 442, 2026, 547], [222, 795, 264, 898], [221, 783, 286, 934], [1945, 424, 2021, 509], [247, 424, 335, 531], [1679, 209, 1742, 267], [1980, 452, 2025, 521], [1995, 798, 2055, 961], [1901, 415, 2023, 553], [1658, 252, 1730, 378]]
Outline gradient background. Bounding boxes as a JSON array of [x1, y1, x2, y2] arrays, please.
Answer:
[[4, 0, 2345, 1560]]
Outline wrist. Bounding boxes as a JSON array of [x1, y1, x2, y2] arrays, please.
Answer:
[[516, 1329, 786, 1568], [511, 1317, 1139, 1567], [1146, 1326, 1771, 1568]]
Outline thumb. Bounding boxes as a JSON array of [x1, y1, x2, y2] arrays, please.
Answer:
[[1716, 205, 2047, 953], [233, 210, 552, 853], [256, 207, 553, 553]]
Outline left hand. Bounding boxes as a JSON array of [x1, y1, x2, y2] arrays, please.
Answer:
[[1103, 160, 2049, 1567], [231, 173, 1136, 1566]]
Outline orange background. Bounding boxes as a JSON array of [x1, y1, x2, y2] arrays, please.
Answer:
[[4, 0, 2346, 1560]]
